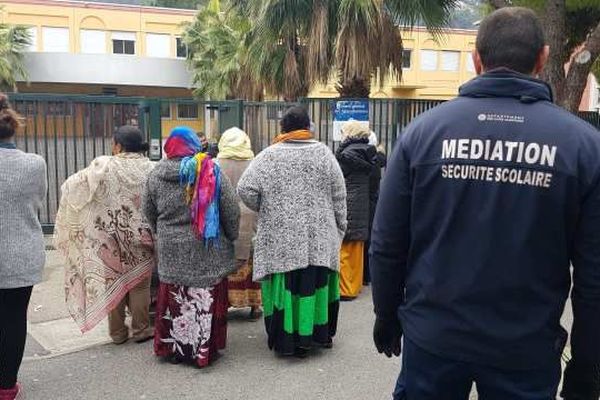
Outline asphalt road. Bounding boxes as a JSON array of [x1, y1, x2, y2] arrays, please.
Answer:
[[20, 287, 405, 400], [19, 285, 573, 400]]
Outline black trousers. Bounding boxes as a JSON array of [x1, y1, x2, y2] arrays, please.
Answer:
[[394, 338, 561, 400], [0, 286, 32, 389]]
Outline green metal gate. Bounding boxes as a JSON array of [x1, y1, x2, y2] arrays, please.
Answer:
[[8, 93, 154, 231]]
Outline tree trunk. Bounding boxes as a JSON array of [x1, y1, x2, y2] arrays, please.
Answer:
[[489, 0, 510, 9], [563, 21, 600, 111], [336, 76, 371, 99], [540, 0, 568, 108]]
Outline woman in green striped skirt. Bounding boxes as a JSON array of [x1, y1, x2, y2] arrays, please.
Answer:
[[238, 106, 347, 357]]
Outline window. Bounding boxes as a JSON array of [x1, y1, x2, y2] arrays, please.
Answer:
[[161, 102, 171, 119], [176, 37, 188, 58], [80, 30, 106, 54], [42, 27, 69, 52], [441, 51, 460, 72], [402, 49, 412, 69], [420, 50, 437, 71], [25, 27, 38, 52], [146, 33, 170, 58], [466, 53, 476, 73], [112, 32, 136, 55], [177, 103, 199, 119]]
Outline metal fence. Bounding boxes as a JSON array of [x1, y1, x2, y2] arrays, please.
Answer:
[[6, 93, 600, 231], [578, 111, 600, 129], [243, 98, 445, 156], [10, 94, 145, 232]]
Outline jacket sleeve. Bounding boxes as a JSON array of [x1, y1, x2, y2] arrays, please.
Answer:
[[329, 153, 347, 237], [370, 135, 411, 321], [237, 158, 262, 212], [219, 172, 241, 242], [141, 175, 158, 233], [570, 174, 600, 367]]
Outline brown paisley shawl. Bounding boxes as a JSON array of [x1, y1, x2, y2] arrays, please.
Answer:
[[55, 153, 157, 333]]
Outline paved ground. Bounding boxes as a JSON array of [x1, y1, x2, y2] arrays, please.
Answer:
[[19, 245, 573, 400], [22, 289, 407, 400]]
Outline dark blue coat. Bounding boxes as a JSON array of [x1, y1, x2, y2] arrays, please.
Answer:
[[370, 69, 600, 370]]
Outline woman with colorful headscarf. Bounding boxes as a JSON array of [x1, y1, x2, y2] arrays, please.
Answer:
[[217, 127, 262, 318], [142, 126, 240, 368], [238, 106, 347, 358]]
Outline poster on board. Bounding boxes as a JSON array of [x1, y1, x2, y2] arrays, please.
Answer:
[[333, 100, 369, 142]]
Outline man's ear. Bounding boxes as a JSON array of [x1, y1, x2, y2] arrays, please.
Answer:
[[473, 50, 484, 75], [533, 45, 550, 76]]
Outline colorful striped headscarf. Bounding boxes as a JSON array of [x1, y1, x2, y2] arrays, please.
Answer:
[[164, 126, 221, 245]]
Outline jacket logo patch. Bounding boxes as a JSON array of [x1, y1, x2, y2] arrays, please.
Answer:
[[477, 113, 525, 123]]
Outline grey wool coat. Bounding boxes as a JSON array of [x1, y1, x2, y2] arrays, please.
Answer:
[[0, 148, 47, 289], [142, 158, 240, 288], [237, 140, 347, 281]]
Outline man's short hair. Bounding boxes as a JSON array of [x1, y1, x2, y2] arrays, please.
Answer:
[[476, 7, 545, 74]]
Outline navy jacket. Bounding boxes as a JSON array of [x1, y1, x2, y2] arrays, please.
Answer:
[[370, 69, 600, 369]]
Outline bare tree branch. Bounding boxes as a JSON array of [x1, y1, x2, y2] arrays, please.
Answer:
[[488, 0, 510, 9], [564, 20, 600, 111]]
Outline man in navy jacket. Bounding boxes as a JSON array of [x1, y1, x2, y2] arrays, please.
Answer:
[[370, 7, 600, 400]]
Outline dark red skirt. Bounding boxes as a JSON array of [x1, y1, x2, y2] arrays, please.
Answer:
[[154, 279, 228, 368]]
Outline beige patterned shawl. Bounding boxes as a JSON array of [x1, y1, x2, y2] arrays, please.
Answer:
[[55, 153, 157, 333]]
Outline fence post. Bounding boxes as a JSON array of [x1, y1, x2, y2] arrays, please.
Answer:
[[140, 98, 162, 160]]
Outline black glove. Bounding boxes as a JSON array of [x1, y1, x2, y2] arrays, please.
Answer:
[[561, 360, 600, 400], [373, 317, 402, 358]]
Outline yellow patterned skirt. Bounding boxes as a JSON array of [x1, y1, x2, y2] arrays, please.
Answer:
[[227, 259, 262, 308]]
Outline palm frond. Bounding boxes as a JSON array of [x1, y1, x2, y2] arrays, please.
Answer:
[[384, 0, 459, 37], [0, 24, 31, 90]]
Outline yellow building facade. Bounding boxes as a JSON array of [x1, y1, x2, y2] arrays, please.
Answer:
[[1, 0, 479, 124], [1, 0, 203, 134], [311, 27, 477, 100]]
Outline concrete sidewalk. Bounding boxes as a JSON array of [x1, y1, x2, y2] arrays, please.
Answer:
[[24, 239, 112, 360]]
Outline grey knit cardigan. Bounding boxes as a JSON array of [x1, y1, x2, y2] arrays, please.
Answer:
[[0, 148, 47, 289], [237, 140, 347, 281], [142, 158, 240, 288]]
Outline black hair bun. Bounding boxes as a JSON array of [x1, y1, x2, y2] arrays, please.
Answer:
[[140, 142, 150, 152]]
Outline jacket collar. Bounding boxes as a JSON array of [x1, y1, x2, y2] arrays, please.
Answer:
[[459, 68, 553, 103], [0, 142, 16, 149]]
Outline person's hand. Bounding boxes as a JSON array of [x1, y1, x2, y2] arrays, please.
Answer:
[[373, 317, 402, 358], [561, 360, 600, 400]]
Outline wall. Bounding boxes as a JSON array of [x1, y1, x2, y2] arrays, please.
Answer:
[[311, 27, 478, 100], [0, 0, 195, 56], [2, 0, 478, 101]]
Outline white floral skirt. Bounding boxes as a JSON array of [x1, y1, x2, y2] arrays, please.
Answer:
[[153, 280, 228, 368]]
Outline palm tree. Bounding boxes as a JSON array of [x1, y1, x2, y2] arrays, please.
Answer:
[[186, 0, 458, 100], [246, 0, 458, 99], [0, 23, 31, 91], [183, 0, 263, 100]]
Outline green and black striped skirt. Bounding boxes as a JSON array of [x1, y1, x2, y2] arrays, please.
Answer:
[[261, 266, 340, 356]]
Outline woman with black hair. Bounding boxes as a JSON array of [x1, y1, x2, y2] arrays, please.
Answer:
[[55, 125, 157, 344], [0, 93, 47, 400], [238, 106, 347, 357]]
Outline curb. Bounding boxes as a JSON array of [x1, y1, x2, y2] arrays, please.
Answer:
[[23, 339, 112, 362]]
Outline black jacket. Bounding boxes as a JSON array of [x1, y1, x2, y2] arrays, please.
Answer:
[[370, 69, 600, 370], [336, 138, 377, 241]]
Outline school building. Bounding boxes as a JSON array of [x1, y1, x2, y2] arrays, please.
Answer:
[[1, 0, 597, 135]]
